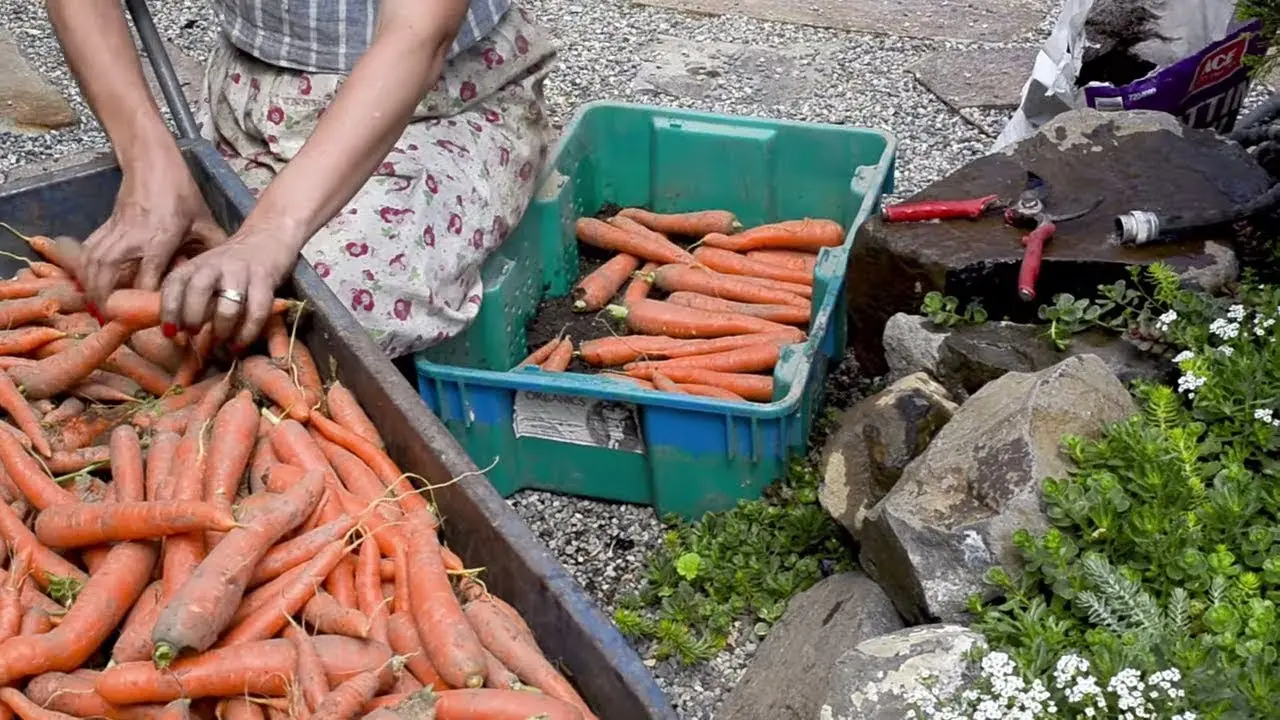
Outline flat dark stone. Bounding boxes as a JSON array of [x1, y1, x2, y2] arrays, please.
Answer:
[[909, 47, 1038, 109], [847, 109, 1271, 375]]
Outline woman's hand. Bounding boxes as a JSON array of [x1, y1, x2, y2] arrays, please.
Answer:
[[79, 151, 227, 307], [158, 218, 301, 350]]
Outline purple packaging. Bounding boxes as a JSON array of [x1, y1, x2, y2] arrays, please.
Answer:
[[1084, 19, 1268, 134]]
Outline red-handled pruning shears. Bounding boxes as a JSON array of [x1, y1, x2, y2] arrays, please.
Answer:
[[881, 172, 1102, 302]]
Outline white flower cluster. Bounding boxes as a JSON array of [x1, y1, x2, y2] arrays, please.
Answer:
[[1156, 310, 1178, 333], [1254, 312, 1276, 337], [1176, 372, 1205, 398], [1209, 317, 1240, 341], [907, 650, 1196, 720], [1255, 408, 1280, 428]]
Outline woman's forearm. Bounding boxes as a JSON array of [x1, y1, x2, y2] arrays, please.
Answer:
[[45, 0, 182, 171], [244, 2, 469, 252]]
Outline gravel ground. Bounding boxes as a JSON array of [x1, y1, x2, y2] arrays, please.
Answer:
[[3, 0, 1274, 717]]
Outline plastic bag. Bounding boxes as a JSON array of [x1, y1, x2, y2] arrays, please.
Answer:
[[994, 0, 1266, 151]]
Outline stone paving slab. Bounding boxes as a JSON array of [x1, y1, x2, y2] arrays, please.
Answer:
[[632, 35, 836, 105], [909, 47, 1038, 110], [630, 0, 1048, 43], [0, 28, 77, 133], [2, 149, 112, 185]]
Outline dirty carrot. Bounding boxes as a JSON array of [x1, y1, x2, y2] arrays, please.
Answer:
[[432, 688, 588, 720], [286, 625, 331, 712], [574, 218, 696, 266], [41, 397, 83, 425], [355, 533, 390, 644], [103, 346, 172, 397], [691, 245, 813, 285], [48, 409, 117, 453], [572, 254, 640, 312], [0, 327, 65, 355], [250, 513, 358, 587], [650, 372, 683, 393], [9, 320, 133, 399], [0, 371, 50, 457], [700, 218, 844, 252], [143, 431, 179, 503], [0, 423, 74, 509], [150, 469, 325, 666], [34, 501, 237, 548], [101, 289, 297, 329], [204, 389, 258, 507], [95, 639, 298, 703], [0, 278, 65, 301], [623, 261, 660, 305], [482, 649, 521, 690], [617, 207, 741, 237], [746, 248, 818, 274], [325, 555, 359, 609], [578, 330, 804, 367], [606, 299, 794, 339], [309, 666, 385, 720], [217, 539, 346, 647], [128, 327, 184, 373], [406, 510, 487, 689], [387, 611, 447, 689], [42, 447, 109, 476], [0, 686, 80, 720], [300, 590, 370, 639], [111, 580, 163, 663], [0, 540, 157, 686], [0, 297, 59, 329], [625, 344, 781, 378], [242, 355, 310, 421], [325, 380, 383, 448], [539, 337, 574, 372], [677, 383, 746, 401], [647, 264, 808, 307], [72, 380, 138, 404], [40, 313, 98, 338], [665, 290, 810, 325], [107, 425, 145, 502], [172, 324, 215, 387], [462, 598, 594, 718], [24, 671, 165, 720], [514, 337, 560, 369], [305, 414, 427, 515], [631, 366, 773, 402]]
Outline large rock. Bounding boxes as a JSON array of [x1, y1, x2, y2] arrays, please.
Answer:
[[859, 354, 1136, 623], [848, 108, 1263, 375], [716, 572, 905, 720], [0, 29, 77, 132], [883, 314, 947, 382], [819, 373, 957, 537], [819, 625, 985, 720]]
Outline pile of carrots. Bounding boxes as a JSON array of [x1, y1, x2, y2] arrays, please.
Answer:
[[516, 207, 844, 403], [0, 230, 598, 720]]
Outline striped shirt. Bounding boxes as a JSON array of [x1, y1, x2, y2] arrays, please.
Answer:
[[208, 0, 511, 74]]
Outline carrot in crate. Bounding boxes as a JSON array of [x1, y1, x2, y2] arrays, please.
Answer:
[[664, 291, 810, 326], [605, 299, 794, 339], [623, 261, 660, 304], [700, 218, 844, 252], [626, 342, 782, 377], [747, 249, 818, 274], [0, 327, 66, 355], [628, 366, 773, 402], [644, 265, 808, 307], [0, 371, 50, 457], [9, 320, 133, 399], [616, 207, 741, 237], [325, 380, 383, 447], [242, 355, 310, 421], [691, 246, 813, 286], [572, 253, 640, 312], [575, 218, 695, 266], [650, 372, 683, 394], [678, 383, 746, 401], [540, 337, 574, 372], [515, 337, 561, 369]]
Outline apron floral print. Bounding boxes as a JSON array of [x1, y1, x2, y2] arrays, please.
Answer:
[[195, 6, 556, 358]]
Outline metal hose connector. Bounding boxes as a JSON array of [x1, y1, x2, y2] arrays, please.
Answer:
[[1114, 211, 1162, 245]]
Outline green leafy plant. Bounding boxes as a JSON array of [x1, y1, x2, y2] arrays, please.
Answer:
[[613, 459, 853, 664], [1038, 293, 1102, 350], [921, 291, 988, 328]]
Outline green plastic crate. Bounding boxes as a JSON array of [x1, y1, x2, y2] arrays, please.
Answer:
[[415, 101, 895, 518]]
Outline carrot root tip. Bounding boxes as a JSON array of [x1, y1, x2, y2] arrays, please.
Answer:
[[152, 641, 178, 669]]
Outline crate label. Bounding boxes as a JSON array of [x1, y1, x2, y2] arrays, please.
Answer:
[[512, 390, 645, 454]]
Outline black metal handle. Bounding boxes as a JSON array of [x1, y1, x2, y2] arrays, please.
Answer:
[[123, 0, 200, 140]]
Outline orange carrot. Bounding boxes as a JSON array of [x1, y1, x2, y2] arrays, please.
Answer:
[[700, 218, 844, 252], [0, 297, 59, 330], [628, 366, 773, 402], [143, 431, 179, 502], [406, 510, 487, 689], [41, 397, 83, 425], [746, 249, 818, 274], [325, 555, 359, 609], [625, 344, 781, 377], [325, 380, 383, 448], [72, 380, 137, 404], [250, 514, 358, 587], [300, 590, 370, 639], [482, 649, 521, 690], [48, 408, 118, 453], [573, 254, 640, 312], [281, 342, 325, 411], [431, 688, 587, 720], [19, 608, 54, 636], [392, 545, 411, 616], [101, 289, 296, 329], [150, 469, 325, 666], [677, 383, 746, 401], [0, 686, 81, 720], [305, 414, 427, 516], [617, 207, 741, 237], [0, 278, 65, 301], [387, 611, 448, 689], [29, 338, 74, 360], [203, 389, 258, 508], [0, 540, 157, 685], [515, 338, 560, 369], [111, 581, 163, 663], [623, 261, 660, 305], [606, 299, 794, 339], [286, 625, 331, 713], [217, 539, 346, 647], [309, 667, 384, 720], [691, 246, 813, 286], [103, 346, 173, 397], [540, 337, 573, 373], [21, 235, 77, 273], [0, 327, 65, 355], [665, 291, 810, 325], [95, 639, 299, 703], [356, 533, 390, 644], [172, 324, 214, 387], [574, 218, 695, 266], [24, 671, 165, 720], [37, 283, 87, 315], [650, 372, 682, 393], [0, 563, 64, 615], [462, 599, 593, 717], [0, 372, 50, 457], [0, 423, 74, 510], [40, 313, 100, 338], [34, 500, 237, 548], [647, 265, 809, 306], [9, 320, 133, 399], [241, 355, 310, 422], [44, 446, 110, 476], [128, 327, 184, 373]]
